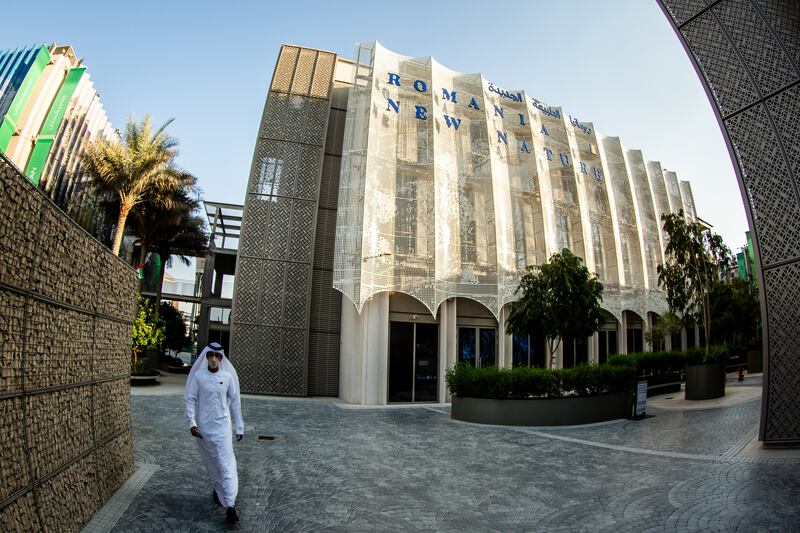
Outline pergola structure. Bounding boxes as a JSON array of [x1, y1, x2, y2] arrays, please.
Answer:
[[197, 201, 243, 352]]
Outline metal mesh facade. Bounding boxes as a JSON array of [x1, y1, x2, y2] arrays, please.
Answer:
[[333, 42, 685, 321], [231, 46, 337, 396], [307, 80, 348, 396], [658, 0, 800, 444]]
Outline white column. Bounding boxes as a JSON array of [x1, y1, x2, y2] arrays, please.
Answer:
[[620, 312, 628, 354], [498, 306, 513, 368], [645, 313, 654, 352], [339, 298, 361, 404], [363, 293, 389, 405], [438, 298, 457, 403], [338, 293, 390, 405], [553, 338, 564, 369]]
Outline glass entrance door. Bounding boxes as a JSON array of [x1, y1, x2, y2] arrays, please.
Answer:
[[598, 330, 618, 364], [458, 327, 496, 367], [414, 323, 437, 402], [388, 322, 438, 403]]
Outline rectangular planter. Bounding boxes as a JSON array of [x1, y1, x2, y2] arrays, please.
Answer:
[[685, 363, 725, 400], [451, 391, 631, 426]]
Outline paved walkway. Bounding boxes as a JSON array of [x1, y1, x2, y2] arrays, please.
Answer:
[[87, 373, 800, 532]]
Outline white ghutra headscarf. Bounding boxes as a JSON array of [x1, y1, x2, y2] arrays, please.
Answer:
[[186, 342, 240, 392]]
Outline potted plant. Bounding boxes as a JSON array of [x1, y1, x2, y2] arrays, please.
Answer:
[[746, 338, 762, 374], [684, 345, 727, 400], [131, 297, 165, 384]]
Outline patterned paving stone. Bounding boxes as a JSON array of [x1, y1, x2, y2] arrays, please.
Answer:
[[107, 393, 800, 532]]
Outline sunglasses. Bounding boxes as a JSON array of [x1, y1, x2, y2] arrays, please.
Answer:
[[206, 352, 223, 360]]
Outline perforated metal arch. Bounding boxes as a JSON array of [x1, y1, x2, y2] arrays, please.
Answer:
[[231, 46, 337, 396], [658, 0, 800, 444]]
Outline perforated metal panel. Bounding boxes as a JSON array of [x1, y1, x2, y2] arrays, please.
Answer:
[[307, 82, 350, 397], [231, 46, 337, 396], [659, 0, 800, 444]]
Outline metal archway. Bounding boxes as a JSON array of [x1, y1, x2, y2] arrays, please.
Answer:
[[658, 0, 800, 445]]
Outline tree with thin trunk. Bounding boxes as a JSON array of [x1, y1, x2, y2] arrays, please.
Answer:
[[657, 210, 733, 356], [506, 249, 604, 370], [644, 311, 682, 352], [79, 115, 194, 255]]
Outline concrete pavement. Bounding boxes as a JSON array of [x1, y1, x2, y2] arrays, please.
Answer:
[[84, 372, 800, 531]]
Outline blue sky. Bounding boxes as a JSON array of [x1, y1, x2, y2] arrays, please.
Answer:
[[4, 0, 748, 249]]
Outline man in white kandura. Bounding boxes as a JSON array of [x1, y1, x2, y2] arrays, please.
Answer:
[[184, 342, 244, 524]]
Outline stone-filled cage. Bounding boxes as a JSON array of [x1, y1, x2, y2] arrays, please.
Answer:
[[0, 153, 137, 530]]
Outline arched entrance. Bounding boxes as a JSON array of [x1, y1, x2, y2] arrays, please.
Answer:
[[454, 297, 498, 368], [648, 311, 663, 351], [598, 310, 620, 364], [623, 310, 645, 354], [388, 292, 438, 403]]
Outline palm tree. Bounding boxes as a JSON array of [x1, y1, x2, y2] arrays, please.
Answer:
[[79, 115, 195, 255], [130, 180, 200, 272], [151, 210, 208, 309]]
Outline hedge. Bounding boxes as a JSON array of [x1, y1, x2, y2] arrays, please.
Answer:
[[445, 363, 637, 400], [606, 345, 729, 375]]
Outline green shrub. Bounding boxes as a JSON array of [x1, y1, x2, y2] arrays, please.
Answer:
[[445, 363, 636, 400], [132, 296, 165, 360], [684, 344, 728, 365], [130, 360, 150, 376], [606, 346, 730, 375]]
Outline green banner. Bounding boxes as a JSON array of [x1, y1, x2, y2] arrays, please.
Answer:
[[25, 67, 85, 185], [0, 45, 51, 151]]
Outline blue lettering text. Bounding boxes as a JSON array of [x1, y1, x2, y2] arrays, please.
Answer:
[[442, 88, 457, 103], [443, 115, 461, 129]]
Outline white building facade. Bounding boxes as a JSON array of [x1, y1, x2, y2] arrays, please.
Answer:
[[232, 43, 700, 405]]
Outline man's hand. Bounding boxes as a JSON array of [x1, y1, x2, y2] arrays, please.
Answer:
[[191, 426, 203, 439], [236, 434, 243, 442]]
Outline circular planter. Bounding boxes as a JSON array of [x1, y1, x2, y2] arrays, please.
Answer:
[[643, 372, 683, 397], [685, 363, 725, 400], [452, 391, 631, 426], [167, 365, 191, 374]]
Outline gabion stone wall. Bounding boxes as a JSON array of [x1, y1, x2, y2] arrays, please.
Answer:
[[0, 153, 137, 530], [658, 0, 800, 444]]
